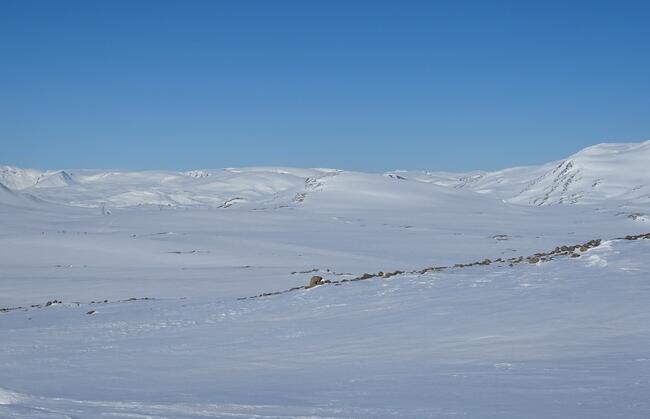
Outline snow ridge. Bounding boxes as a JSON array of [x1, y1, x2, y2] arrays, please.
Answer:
[[1, 141, 649, 208]]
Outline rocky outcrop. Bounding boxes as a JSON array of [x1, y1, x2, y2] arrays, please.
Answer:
[[241, 234, 649, 300]]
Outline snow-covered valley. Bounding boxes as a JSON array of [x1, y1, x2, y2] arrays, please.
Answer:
[[1, 141, 649, 418]]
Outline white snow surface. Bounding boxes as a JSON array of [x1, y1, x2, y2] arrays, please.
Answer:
[[1, 141, 650, 418], [390, 140, 650, 206]]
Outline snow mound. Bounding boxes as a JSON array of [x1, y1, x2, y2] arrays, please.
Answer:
[[0, 388, 20, 405]]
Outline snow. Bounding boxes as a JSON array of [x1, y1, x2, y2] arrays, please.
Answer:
[[391, 140, 650, 207], [1, 141, 649, 417]]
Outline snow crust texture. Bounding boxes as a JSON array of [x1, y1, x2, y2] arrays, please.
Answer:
[[1, 141, 650, 418]]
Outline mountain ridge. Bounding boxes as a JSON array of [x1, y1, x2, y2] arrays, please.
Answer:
[[1, 140, 648, 208]]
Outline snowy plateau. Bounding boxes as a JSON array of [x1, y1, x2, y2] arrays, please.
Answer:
[[1, 140, 650, 418]]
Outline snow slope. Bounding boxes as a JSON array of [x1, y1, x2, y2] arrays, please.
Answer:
[[0, 166, 44, 190], [509, 141, 650, 205], [388, 140, 650, 206], [0, 182, 42, 209], [1, 238, 649, 418], [1, 141, 649, 418]]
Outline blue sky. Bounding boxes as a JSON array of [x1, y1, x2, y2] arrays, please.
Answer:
[[1, 0, 649, 172]]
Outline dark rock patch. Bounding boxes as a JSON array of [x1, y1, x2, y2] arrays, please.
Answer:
[[308, 276, 324, 288]]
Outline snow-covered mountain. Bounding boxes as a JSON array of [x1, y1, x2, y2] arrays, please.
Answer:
[[0, 166, 340, 208], [1, 141, 649, 418], [1, 141, 648, 210], [512, 141, 650, 205], [31, 170, 76, 189], [0, 166, 45, 190], [390, 140, 650, 206]]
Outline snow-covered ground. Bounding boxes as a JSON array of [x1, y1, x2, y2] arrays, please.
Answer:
[[1, 141, 649, 417]]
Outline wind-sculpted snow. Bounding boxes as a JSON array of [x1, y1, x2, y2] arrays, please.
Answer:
[[1, 238, 649, 418], [1, 141, 650, 417]]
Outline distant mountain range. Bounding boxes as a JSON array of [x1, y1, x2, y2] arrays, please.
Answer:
[[1, 140, 648, 209]]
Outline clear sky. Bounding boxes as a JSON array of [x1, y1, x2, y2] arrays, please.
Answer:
[[1, 0, 649, 172]]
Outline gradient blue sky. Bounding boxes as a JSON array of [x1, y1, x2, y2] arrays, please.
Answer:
[[1, 0, 649, 172]]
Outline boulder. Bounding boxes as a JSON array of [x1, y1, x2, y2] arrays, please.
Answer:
[[308, 276, 323, 288]]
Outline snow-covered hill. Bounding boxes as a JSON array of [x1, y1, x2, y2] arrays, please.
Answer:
[[0, 166, 344, 209], [0, 166, 45, 190], [0, 181, 42, 209], [1, 141, 649, 418], [390, 140, 650, 206], [3, 141, 647, 211], [512, 141, 650, 205]]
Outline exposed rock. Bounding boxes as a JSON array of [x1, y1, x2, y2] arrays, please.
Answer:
[[623, 233, 650, 240], [627, 213, 645, 220], [308, 276, 323, 288], [243, 233, 644, 300], [291, 268, 319, 275]]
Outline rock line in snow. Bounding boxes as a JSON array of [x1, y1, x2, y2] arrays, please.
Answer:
[[239, 233, 650, 300]]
